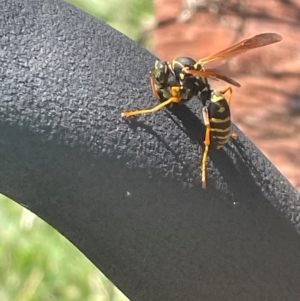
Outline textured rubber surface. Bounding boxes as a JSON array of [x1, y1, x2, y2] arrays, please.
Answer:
[[1, 0, 300, 300]]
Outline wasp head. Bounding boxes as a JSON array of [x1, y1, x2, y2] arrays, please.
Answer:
[[151, 60, 169, 85]]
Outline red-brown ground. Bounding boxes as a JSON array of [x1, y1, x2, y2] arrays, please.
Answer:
[[153, 0, 300, 190]]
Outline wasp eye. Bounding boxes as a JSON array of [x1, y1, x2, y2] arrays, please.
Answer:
[[154, 60, 169, 84]]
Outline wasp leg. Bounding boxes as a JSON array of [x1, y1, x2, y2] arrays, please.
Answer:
[[122, 86, 181, 118], [220, 86, 238, 139], [201, 106, 211, 189], [219, 86, 232, 106]]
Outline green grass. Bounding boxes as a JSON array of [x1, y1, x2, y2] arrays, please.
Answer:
[[0, 194, 129, 301], [66, 0, 154, 44], [1, 0, 154, 300]]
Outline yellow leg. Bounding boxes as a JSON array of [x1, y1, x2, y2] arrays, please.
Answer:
[[231, 132, 238, 139], [220, 86, 238, 139], [122, 86, 181, 118], [219, 86, 233, 106], [201, 107, 211, 189]]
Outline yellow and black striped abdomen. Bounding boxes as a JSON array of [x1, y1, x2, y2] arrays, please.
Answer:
[[207, 91, 231, 149]]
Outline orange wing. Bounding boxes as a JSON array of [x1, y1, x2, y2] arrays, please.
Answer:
[[185, 33, 282, 87], [184, 69, 241, 87], [197, 33, 282, 67]]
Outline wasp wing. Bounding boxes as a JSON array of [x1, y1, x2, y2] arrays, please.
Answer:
[[197, 33, 282, 67], [184, 69, 241, 87]]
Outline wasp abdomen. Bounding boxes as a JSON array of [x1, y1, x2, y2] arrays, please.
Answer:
[[208, 91, 231, 149]]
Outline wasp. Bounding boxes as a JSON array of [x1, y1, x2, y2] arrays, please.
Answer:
[[122, 33, 282, 188]]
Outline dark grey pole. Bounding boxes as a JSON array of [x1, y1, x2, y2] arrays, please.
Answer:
[[1, 0, 300, 300]]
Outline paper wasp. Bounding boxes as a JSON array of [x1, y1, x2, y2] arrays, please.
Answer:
[[122, 33, 282, 188]]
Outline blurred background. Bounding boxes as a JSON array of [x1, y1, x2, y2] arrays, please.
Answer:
[[152, 0, 300, 192], [1, 0, 299, 300]]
